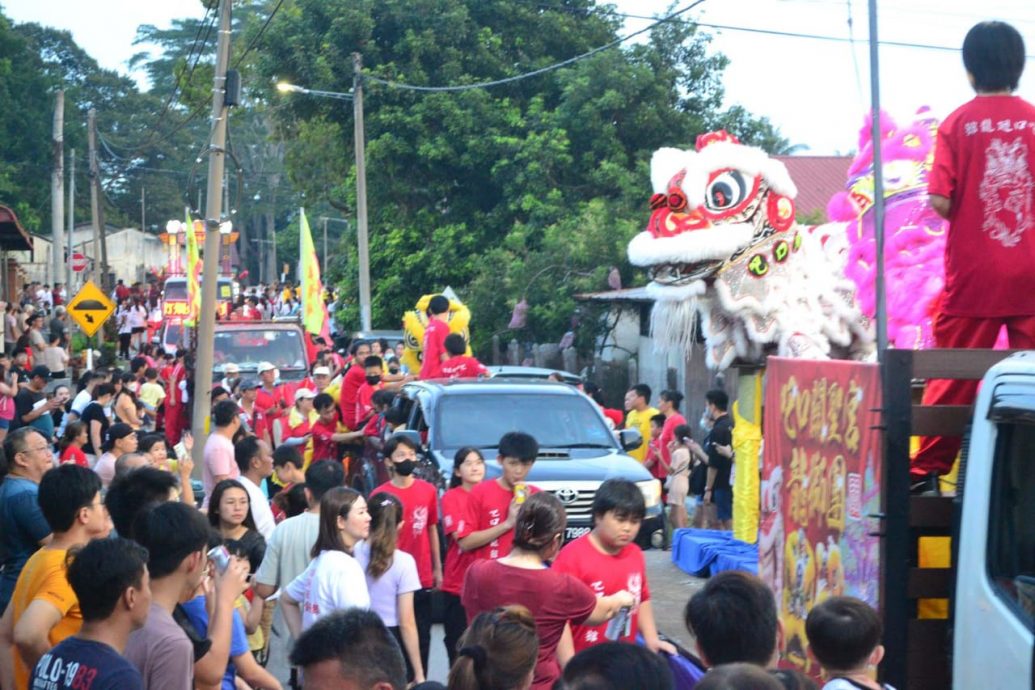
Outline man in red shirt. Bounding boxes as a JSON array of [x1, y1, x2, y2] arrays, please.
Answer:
[[254, 361, 289, 427], [913, 21, 1035, 491], [311, 393, 362, 462], [370, 435, 442, 673], [440, 334, 489, 379], [554, 479, 675, 657], [339, 341, 371, 430], [459, 431, 540, 562], [354, 356, 386, 427], [238, 379, 272, 448], [418, 295, 451, 380]]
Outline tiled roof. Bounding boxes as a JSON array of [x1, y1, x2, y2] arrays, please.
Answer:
[[774, 156, 853, 221]]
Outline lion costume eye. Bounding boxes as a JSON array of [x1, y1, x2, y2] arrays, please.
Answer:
[[705, 170, 748, 212]]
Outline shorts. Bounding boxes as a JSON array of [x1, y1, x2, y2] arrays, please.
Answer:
[[666, 474, 689, 506], [0, 418, 10, 430], [713, 486, 733, 522], [132, 327, 145, 334]]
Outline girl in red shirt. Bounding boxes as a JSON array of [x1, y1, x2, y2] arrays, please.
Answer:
[[440, 447, 486, 666], [58, 421, 89, 467]]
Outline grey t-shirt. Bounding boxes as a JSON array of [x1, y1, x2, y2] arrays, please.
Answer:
[[124, 602, 193, 690], [254, 511, 320, 590]]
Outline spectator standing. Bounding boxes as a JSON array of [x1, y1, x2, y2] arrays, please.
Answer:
[[553, 479, 674, 657], [440, 447, 486, 666], [0, 464, 109, 688], [624, 384, 659, 463], [0, 428, 54, 613], [370, 436, 442, 671], [702, 389, 734, 531], [208, 479, 266, 575], [340, 341, 372, 430], [280, 487, 371, 637], [47, 306, 67, 345], [234, 436, 276, 540], [684, 571, 779, 669], [80, 383, 115, 461], [12, 366, 58, 441], [58, 421, 89, 467], [0, 352, 18, 444], [28, 538, 151, 690], [460, 432, 539, 562], [447, 605, 538, 690], [440, 334, 489, 379], [657, 390, 687, 481], [202, 400, 242, 509], [288, 609, 406, 690], [355, 493, 425, 684], [124, 501, 250, 690], [462, 493, 634, 690], [805, 597, 894, 690], [4, 304, 19, 356], [665, 425, 695, 531], [164, 349, 189, 445], [237, 379, 272, 448], [254, 362, 288, 430], [104, 467, 181, 538], [268, 445, 306, 523], [42, 335, 68, 379], [419, 295, 451, 380], [94, 423, 139, 488], [26, 315, 47, 360]]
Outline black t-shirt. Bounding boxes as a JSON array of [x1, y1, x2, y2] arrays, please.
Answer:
[[80, 402, 109, 456], [12, 388, 44, 431], [32, 636, 143, 689], [705, 413, 734, 489]]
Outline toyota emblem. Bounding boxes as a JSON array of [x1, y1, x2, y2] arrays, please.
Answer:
[[555, 488, 579, 505]]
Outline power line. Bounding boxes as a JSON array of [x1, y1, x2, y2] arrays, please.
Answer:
[[233, 0, 286, 68], [364, 0, 708, 93]]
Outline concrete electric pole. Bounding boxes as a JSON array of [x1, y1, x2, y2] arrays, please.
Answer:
[[352, 53, 372, 331], [51, 91, 64, 287], [190, 0, 233, 470], [67, 149, 75, 292], [87, 109, 110, 295]]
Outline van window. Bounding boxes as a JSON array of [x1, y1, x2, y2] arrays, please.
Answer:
[[987, 421, 1035, 632], [213, 328, 307, 375]]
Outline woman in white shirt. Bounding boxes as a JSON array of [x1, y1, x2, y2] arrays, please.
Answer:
[[127, 297, 148, 353], [281, 487, 371, 636], [354, 493, 424, 685]]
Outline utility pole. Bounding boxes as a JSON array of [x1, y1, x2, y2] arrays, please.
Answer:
[[322, 217, 328, 275], [140, 186, 146, 235], [51, 91, 64, 287], [87, 109, 110, 295], [67, 149, 74, 292], [352, 52, 372, 331], [191, 0, 232, 469]]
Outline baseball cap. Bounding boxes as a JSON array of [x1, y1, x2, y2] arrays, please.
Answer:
[[294, 387, 317, 403], [224, 363, 240, 374], [30, 366, 50, 380], [312, 366, 331, 377], [257, 362, 276, 374], [103, 423, 136, 452], [239, 379, 261, 391]]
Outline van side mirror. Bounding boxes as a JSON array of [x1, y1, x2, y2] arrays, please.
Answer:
[[618, 428, 643, 452]]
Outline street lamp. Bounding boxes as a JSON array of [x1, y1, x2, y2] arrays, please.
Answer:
[[276, 74, 370, 330]]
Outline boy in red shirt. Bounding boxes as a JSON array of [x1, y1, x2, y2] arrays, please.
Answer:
[[459, 431, 540, 562], [913, 21, 1035, 491], [355, 356, 386, 426], [554, 478, 675, 658], [311, 393, 363, 463], [440, 334, 489, 379], [370, 436, 442, 673], [418, 295, 451, 379], [339, 340, 372, 430]]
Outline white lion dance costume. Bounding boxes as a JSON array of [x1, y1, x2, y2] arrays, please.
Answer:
[[628, 131, 873, 369]]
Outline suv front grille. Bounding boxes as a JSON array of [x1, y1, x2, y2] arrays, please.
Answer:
[[533, 481, 603, 523]]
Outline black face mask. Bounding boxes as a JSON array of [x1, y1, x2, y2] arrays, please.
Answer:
[[365, 375, 382, 385], [394, 459, 417, 476]]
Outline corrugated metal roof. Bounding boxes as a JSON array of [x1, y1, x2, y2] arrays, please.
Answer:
[[774, 155, 853, 220]]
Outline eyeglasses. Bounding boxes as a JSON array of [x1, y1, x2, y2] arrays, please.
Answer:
[[21, 446, 52, 455]]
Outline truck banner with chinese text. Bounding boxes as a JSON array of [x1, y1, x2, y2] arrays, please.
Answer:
[[760, 357, 882, 675]]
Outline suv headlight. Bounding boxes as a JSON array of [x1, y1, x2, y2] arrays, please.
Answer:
[[636, 479, 662, 509]]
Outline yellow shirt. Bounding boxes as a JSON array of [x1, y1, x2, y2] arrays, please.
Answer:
[[625, 407, 659, 462], [9, 548, 82, 688]]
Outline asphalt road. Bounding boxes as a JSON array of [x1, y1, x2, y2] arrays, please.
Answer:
[[263, 549, 705, 686]]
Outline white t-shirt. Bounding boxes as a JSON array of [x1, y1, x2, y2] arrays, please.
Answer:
[[254, 512, 320, 590], [238, 474, 276, 540], [71, 389, 93, 416], [353, 541, 421, 627], [127, 306, 147, 329], [284, 549, 370, 633], [822, 679, 896, 690]]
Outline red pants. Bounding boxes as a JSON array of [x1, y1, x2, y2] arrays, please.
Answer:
[[912, 312, 1035, 477]]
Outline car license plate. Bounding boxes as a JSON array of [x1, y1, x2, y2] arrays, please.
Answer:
[[564, 527, 590, 542]]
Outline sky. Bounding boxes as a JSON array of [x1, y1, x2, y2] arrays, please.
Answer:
[[3, 0, 1035, 153]]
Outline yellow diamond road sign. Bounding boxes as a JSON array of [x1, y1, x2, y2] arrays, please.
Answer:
[[67, 281, 115, 338]]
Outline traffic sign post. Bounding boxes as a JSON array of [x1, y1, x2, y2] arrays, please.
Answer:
[[66, 280, 115, 338], [69, 253, 87, 273]]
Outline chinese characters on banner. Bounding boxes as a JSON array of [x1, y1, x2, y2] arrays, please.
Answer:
[[760, 357, 882, 676]]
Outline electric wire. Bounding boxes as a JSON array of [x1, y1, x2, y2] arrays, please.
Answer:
[[233, 0, 286, 68]]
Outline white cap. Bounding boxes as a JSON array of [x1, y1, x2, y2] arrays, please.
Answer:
[[224, 363, 240, 374], [257, 362, 276, 374], [294, 387, 317, 403], [312, 366, 331, 377]]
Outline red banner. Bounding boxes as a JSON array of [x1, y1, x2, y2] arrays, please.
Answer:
[[760, 357, 883, 676]]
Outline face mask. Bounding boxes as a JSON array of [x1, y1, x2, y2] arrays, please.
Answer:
[[699, 411, 712, 432], [365, 375, 382, 385], [394, 459, 417, 476]]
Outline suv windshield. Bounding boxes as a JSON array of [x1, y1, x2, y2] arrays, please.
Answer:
[[214, 328, 307, 373], [436, 393, 616, 449]]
